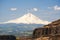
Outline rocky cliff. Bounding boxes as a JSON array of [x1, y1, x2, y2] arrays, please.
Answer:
[[44, 19, 60, 28], [32, 19, 60, 40]]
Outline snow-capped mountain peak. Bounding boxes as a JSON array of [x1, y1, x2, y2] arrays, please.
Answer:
[[4, 13, 50, 25]]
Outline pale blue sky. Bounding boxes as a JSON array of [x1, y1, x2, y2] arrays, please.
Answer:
[[0, 0, 60, 22]]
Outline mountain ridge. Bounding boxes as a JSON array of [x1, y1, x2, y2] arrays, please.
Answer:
[[44, 19, 60, 28]]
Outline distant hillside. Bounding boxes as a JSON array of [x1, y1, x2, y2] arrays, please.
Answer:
[[0, 23, 43, 36]]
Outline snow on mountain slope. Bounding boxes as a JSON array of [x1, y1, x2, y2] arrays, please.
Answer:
[[4, 13, 50, 25]]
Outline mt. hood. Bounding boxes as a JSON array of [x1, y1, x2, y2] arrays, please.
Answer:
[[4, 13, 50, 25]]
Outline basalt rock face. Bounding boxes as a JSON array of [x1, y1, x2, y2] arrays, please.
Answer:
[[32, 19, 60, 40]]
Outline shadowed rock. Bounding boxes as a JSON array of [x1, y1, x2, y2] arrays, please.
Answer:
[[0, 35, 16, 40]]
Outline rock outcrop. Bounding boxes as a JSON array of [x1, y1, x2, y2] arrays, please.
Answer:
[[44, 19, 60, 28], [32, 19, 60, 40]]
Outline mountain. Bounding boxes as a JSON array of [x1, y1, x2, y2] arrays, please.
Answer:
[[0, 13, 50, 36], [3, 13, 50, 25]]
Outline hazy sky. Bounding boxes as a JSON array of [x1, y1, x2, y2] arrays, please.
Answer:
[[0, 0, 60, 22]]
